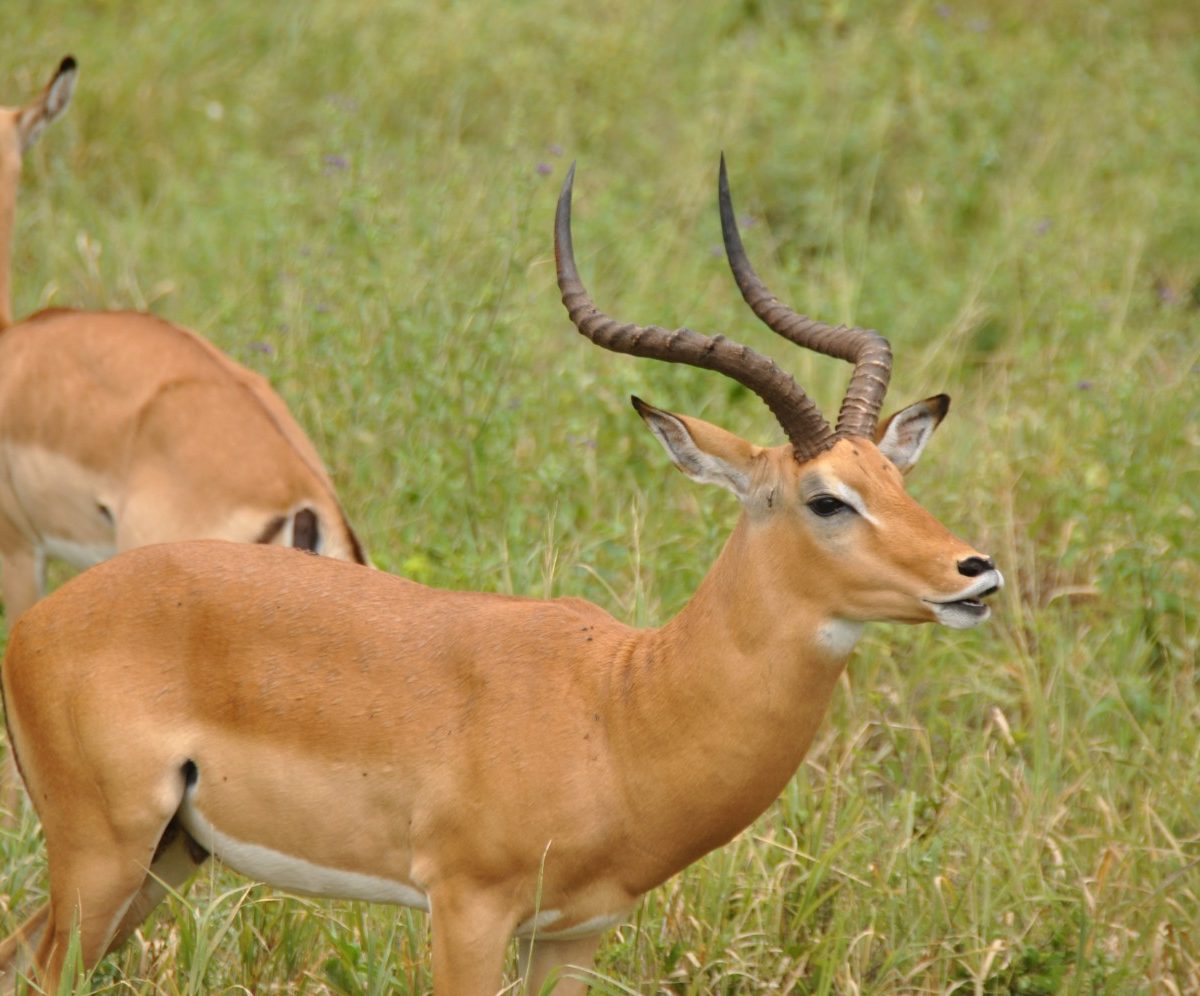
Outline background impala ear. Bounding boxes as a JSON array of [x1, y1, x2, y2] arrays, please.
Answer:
[[17, 56, 77, 154], [632, 396, 755, 500], [874, 394, 949, 473]]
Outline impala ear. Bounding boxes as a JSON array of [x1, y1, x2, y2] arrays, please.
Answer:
[[17, 56, 77, 154], [875, 394, 949, 474], [632, 397, 755, 500]]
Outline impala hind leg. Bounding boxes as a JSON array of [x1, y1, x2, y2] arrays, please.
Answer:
[[29, 802, 194, 987], [32, 843, 154, 990], [518, 933, 602, 995]]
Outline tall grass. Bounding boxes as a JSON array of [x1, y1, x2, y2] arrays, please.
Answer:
[[2, 0, 1197, 991]]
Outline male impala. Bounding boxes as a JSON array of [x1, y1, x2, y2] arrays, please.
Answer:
[[0, 57, 366, 625], [0, 160, 1001, 994]]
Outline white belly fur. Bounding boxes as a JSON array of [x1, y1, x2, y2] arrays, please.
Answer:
[[515, 910, 628, 940], [178, 797, 430, 910], [178, 797, 628, 940]]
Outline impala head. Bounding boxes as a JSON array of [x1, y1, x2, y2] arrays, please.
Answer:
[[555, 158, 1003, 631], [0, 56, 76, 168]]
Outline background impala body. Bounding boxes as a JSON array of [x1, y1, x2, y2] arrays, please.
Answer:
[[0, 162, 1001, 994], [0, 58, 365, 624]]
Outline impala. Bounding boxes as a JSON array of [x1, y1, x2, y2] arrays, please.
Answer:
[[0, 56, 366, 626], [0, 160, 1001, 994]]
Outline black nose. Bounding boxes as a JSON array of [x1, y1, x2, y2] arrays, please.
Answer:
[[958, 556, 995, 578]]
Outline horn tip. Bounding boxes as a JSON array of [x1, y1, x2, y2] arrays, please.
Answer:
[[559, 161, 577, 201], [555, 163, 578, 239]]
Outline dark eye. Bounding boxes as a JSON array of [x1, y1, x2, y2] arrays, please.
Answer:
[[807, 495, 851, 518]]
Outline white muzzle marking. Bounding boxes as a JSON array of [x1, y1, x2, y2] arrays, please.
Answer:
[[924, 570, 1004, 630]]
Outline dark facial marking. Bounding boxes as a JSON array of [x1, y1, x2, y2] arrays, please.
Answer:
[[292, 507, 320, 552], [255, 515, 287, 545]]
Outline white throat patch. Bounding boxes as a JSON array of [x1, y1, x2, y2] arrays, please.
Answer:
[[816, 619, 865, 658]]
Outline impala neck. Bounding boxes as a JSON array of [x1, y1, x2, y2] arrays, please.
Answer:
[[0, 149, 17, 328], [609, 513, 852, 888]]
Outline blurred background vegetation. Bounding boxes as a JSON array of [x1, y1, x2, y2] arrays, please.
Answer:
[[2, 0, 1197, 991]]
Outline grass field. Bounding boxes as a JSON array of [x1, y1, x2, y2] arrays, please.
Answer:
[[2, 0, 1198, 992]]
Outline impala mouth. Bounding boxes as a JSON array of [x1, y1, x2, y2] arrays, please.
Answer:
[[924, 572, 1004, 629]]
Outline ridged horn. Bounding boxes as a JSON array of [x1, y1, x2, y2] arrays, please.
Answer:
[[555, 163, 836, 461], [718, 154, 892, 440]]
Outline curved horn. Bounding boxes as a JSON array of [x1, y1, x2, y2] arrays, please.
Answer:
[[556, 163, 835, 461], [718, 155, 892, 439]]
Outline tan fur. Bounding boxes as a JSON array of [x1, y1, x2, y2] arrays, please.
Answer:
[[0, 403, 1000, 993]]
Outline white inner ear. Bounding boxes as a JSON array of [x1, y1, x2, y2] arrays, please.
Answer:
[[16, 109, 46, 152], [643, 411, 750, 500], [18, 72, 75, 154], [877, 406, 939, 473], [46, 71, 77, 119]]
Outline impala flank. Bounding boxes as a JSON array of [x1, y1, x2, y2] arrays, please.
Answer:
[[0, 159, 1001, 994]]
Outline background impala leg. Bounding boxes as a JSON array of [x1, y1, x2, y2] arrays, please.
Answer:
[[0, 541, 41, 821], [0, 544, 44, 626], [0, 901, 50, 990], [0, 744, 24, 822], [518, 933, 602, 995], [104, 821, 208, 957], [428, 885, 517, 996]]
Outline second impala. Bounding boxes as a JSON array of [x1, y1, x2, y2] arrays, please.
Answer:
[[0, 161, 1001, 994], [0, 57, 365, 626]]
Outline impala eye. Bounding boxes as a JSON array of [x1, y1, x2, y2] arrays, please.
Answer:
[[807, 495, 851, 518]]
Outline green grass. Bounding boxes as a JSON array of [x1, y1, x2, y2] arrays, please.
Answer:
[[2, 0, 1199, 991]]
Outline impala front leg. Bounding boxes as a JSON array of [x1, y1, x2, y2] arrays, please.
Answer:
[[428, 884, 519, 996], [0, 544, 43, 625]]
